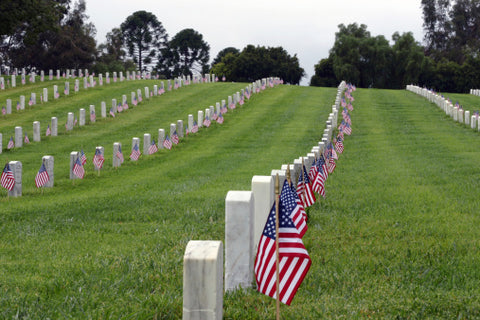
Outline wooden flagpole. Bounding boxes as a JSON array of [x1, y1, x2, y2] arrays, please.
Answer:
[[286, 164, 291, 187], [274, 173, 281, 320]]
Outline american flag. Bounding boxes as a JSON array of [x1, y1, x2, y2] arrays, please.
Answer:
[[221, 102, 227, 114], [296, 164, 316, 208], [123, 102, 129, 110], [326, 150, 336, 173], [93, 149, 105, 169], [163, 135, 172, 149], [216, 113, 224, 124], [308, 160, 318, 182], [80, 149, 87, 165], [254, 181, 311, 305], [171, 130, 179, 145], [203, 116, 211, 127], [90, 110, 96, 122], [343, 122, 352, 135], [133, 97, 138, 106], [331, 142, 338, 160], [335, 137, 344, 154], [130, 143, 141, 161], [185, 127, 189, 136], [109, 108, 115, 118], [16, 101, 20, 110], [24, 133, 29, 144], [282, 180, 307, 237], [28, 97, 33, 106], [312, 157, 327, 198], [74, 117, 78, 126], [46, 125, 51, 136], [245, 88, 251, 100], [73, 157, 85, 179], [289, 181, 308, 227], [7, 136, 14, 149], [1, 107, 5, 115], [148, 139, 158, 154], [341, 98, 346, 108], [116, 145, 124, 163], [211, 112, 218, 121], [138, 94, 142, 102], [117, 102, 123, 113], [191, 121, 199, 133], [35, 162, 49, 188], [1, 163, 15, 191], [222, 76, 226, 81]]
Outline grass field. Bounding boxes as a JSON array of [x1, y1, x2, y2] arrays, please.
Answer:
[[1, 81, 480, 319]]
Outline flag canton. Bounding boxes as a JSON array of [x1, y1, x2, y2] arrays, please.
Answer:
[[263, 187, 296, 240]]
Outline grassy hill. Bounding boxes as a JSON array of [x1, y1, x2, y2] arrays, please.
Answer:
[[1, 82, 479, 319]]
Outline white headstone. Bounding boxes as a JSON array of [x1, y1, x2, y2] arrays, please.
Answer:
[[33, 121, 40, 142], [143, 133, 151, 155], [198, 110, 204, 128], [158, 129, 165, 149], [216, 102, 220, 115], [67, 112, 74, 131], [31, 92, 36, 105], [83, 77, 88, 89], [170, 123, 177, 139], [251, 176, 274, 249], [113, 142, 122, 167], [471, 115, 476, 129], [465, 111, 470, 125], [145, 87, 150, 99], [153, 85, 158, 96], [65, 82, 70, 95], [188, 114, 194, 132], [20, 95, 25, 109], [43, 88, 48, 102], [6, 99, 11, 114], [11, 75, 16, 87], [15, 126, 22, 148], [131, 92, 136, 105], [79, 108, 86, 126], [51, 117, 58, 136], [89, 105, 95, 123], [112, 99, 117, 114], [42, 155, 54, 187], [177, 120, 184, 138], [101, 101, 107, 118], [69, 151, 80, 179], [183, 240, 223, 320], [8, 161, 22, 197], [94, 146, 104, 171], [225, 191, 254, 292]]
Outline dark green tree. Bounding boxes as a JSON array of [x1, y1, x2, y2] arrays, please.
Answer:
[[120, 10, 168, 71], [390, 32, 426, 88], [310, 57, 337, 87], [211, 47, 240, 66], [158, 28, 210, 77]]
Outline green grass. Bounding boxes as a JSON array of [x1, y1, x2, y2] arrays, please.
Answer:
[[1, 83, 480, 319]]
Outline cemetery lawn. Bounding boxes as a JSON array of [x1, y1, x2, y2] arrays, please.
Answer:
[[1, 83, 480, 319]]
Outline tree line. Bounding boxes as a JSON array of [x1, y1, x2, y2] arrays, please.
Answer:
[[311, 1, 480, 92], [0, 0, 304, 84]]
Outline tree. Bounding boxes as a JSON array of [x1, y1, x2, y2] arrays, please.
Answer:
[[390, 32, 425, 88], [211, 47, 239, 66], [121, 11, 168, 71], [210, 45, 304, 84], [310, 57, 337, 87], [159, 28, 210, 77]]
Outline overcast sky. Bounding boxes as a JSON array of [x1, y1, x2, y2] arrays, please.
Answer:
[[85, 0, 425, 85]]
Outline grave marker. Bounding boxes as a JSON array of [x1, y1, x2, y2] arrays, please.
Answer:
[[79, 108, 85, 126], [143, 133, 151, 155], [177, 120, 184, 138], [67, 112, 74, 131], [188, 114, 194, 133], [43, 156, 54, 187], [101, 101, 107, 118], [69, 151, 80, 179], [94, 146, 104, 171], [158, 129, 165, 149], [183, 240, 223, 320], [225, 191, 254, 292], [51, 117, 58, 136], [251, 175, 274, 249], [43, 88, 48, 102], [113, 142, 123, 167], [6, 99, 11, 114], [8, 161, 22, 197], [33, 121, 40, 142], [15, 126, 23, 148], [198, 110, 204, 128], [20, 95, 25, 109], [90, 105, 95, 123]]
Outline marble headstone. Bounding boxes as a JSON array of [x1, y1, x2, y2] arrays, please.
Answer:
[[42, 156, 54, 187], [33, 121, 40, 142], [8, 161, 22, 197]]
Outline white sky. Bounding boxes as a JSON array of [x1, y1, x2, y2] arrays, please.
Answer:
[[85, 0, 425, 85]]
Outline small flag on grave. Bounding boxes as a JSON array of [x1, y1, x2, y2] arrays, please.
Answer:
[[296, 163, 316, 208], [216, 113, 224, 124], [90, 110, 96, 122], [7, 136, 14, 149], [80, 149, 87, 165], [203, 115, 211, 127], [109, 108, 115, 118], [148, 139, 158, 154], [191, 121, 199, 133], [16, 101, 20, 110], [171, 130, 179, 145], [1, 163, 15, 191], [130, 143, 141, 161], [93, 148, 105, 169], [116, 145, 125, 163], [1, 106, 5, 115], [24, 133, 30, 144], [163, 135, 172, 150], [73, 157, 85, 179], [35, 162, 49, 188]]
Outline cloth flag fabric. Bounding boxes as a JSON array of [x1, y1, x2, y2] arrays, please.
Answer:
[[24, 133, 29, 144], [335, 137, 344, 154], [282, 180, 307, 237], [80, 149, 87, 165], [297, 164, 316, 208], [90, 110, 96, 122], [191, 121, 199, 133], [73, 157, 85, 179], [7, 136, 14, 149], [116, 145, 124, 163], [254, 181, 311, 305], [163, 135, 172, 149], [216, 113, 224, 124], [46, 125, 51, 136], [203, 116, 211, 127], [109, 108, 115, 118], [93, 149, 105, 169], [1, 163, 15, 191], [148, 139, 158, 154], [16, 102, 20, 110], [35, 162, 49, 188], [171, 130, 179, 145], [2, 107, 6, 115], [130, 143, 141, 161], [312, 157, 327, 198]]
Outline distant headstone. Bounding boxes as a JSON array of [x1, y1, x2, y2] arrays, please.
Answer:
[[40, 70, 44, 81], [43, 156, 54, 187], [79, 108, 85, 126], [69, 151, 80, 180], [8, 161, 22, 197], [225, 191, 254, 292], [126, 71, 130, 81], [0, 133, 2, 153], [112, 99, 117, 114], [113, 142, 122, 167], [94, 146, 104, 171], [145, 87, 150, 99], [19, 95, 25, 109], [31, 93, 36, 105], [137, 89, 142, 102], [51, 117, 58, 136], [170, 123, 176, 140], [43, 88, 48, 102], [113, 71, 117, 82], [99, 74, 103, 85], [15, 126, 23, 148], [188, 114, 194, 133], [471, 115, 476, 129], [67, 112, 74, 131], [465, 111, 470, 125], [83, 77, 88, 89], [89, 105, 95, 123], [216, 102, 220, 115], [143, 133, 151, 155], [89, 75, 94, 88], [198, 110, 204, 128], [6, 99, 11, 114], [177, 120, 184, 138], [183, 240, 223, 320], [101, 101, 107, 118], [33, 121, 40, 142], [153, 85, 158, 96], [119, 71, 124, 82], [65, 82, 70, 95], [11, 75, 16, 87], [158, 129, 165, 149]]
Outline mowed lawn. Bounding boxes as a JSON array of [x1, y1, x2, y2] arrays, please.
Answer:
[[1, 82, 480, 319]]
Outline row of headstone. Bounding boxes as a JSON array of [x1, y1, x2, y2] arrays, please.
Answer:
[[407, 85, 480, 131], [182, 78, 332, 320]]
